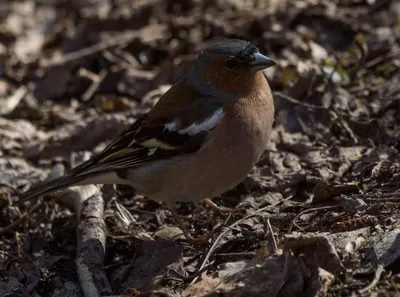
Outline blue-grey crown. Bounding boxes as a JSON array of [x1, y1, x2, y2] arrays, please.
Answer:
[[203, 39, 259, 61]]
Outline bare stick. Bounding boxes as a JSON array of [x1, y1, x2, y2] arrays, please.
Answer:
[[191, 196, 292, 285], [365, 197, 400, 202], [358, 265, 385, 294], [59, 186, 112, 296], [266, 218, 278, 253], [41, 33, 139, 67], [80, 68, 108, 101], [287, 205, 339, 233], [273, 92, 327, 111]]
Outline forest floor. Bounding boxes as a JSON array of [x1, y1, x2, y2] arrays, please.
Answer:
[[1, 0, 400, 296]]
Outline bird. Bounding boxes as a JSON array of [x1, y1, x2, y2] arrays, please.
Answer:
[[21, 39, 277, 243]]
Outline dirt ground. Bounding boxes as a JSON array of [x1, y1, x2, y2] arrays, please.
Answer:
[[1, 0, 400, 296]]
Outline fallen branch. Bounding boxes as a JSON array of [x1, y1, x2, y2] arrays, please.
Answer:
[[358, 264, 385, 295], [58, 185, 112, 297]]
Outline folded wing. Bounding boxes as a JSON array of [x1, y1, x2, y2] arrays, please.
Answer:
[[69, 98, 224, 176]]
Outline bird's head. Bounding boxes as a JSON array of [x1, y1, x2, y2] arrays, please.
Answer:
[[188, 39, 276, 98]]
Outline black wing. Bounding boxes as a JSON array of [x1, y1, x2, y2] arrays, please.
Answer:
[[68, 99, 224, 177]]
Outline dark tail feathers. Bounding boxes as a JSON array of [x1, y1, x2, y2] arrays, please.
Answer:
[[21, 175, 85, 202]]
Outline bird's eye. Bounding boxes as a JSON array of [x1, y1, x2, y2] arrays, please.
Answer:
[[225, 59, 237, 69]]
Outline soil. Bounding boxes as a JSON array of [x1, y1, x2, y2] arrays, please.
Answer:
[[1, 0, 400, 296]]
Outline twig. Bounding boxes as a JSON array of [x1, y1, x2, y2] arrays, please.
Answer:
[[81, 68, 108, 101], [71, 187, 112, 297], [302, 212, 347, 231], [274, 92, 359, 144], [2, 165, 65, 234], [358, 264, 385, 295], [365, 50, 400, 69], [51, 184, 111, 297], [348, 34, 368, 80], [273, 92, 326, 111], [287, 205, 339, 233], [0, 183, 20, 195], [0, 199, 43, 235], [365, 197, 400, 202], [41, 32, 139, 67], [266, 218, 278, 253], [0, 85, 28, 116], [191, 196, 292, 285], [215, 252, 256, 259]]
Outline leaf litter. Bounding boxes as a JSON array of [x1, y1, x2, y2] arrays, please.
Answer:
[[1, 0, 400, 296]]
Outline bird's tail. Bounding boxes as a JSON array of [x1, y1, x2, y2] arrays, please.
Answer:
[[20, 174, 86, 202]]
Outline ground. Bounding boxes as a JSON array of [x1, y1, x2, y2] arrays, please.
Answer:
[[1, 0, 400, 296]]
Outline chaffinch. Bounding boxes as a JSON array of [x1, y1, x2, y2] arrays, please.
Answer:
[[22, 39, 276, 242]]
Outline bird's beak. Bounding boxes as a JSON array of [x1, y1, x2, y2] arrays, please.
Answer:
[[249, 52, 277, 72]]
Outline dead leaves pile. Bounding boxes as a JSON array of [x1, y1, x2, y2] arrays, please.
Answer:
[[1, 0, 400, 296]]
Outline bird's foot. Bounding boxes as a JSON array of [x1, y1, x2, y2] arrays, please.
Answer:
[[203, 198, 236, 220], [167, 202, 222, 244]]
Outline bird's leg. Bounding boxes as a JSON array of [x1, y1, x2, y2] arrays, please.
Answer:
[[203, 198, 235, 219], [166, 202, 217, 244]]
